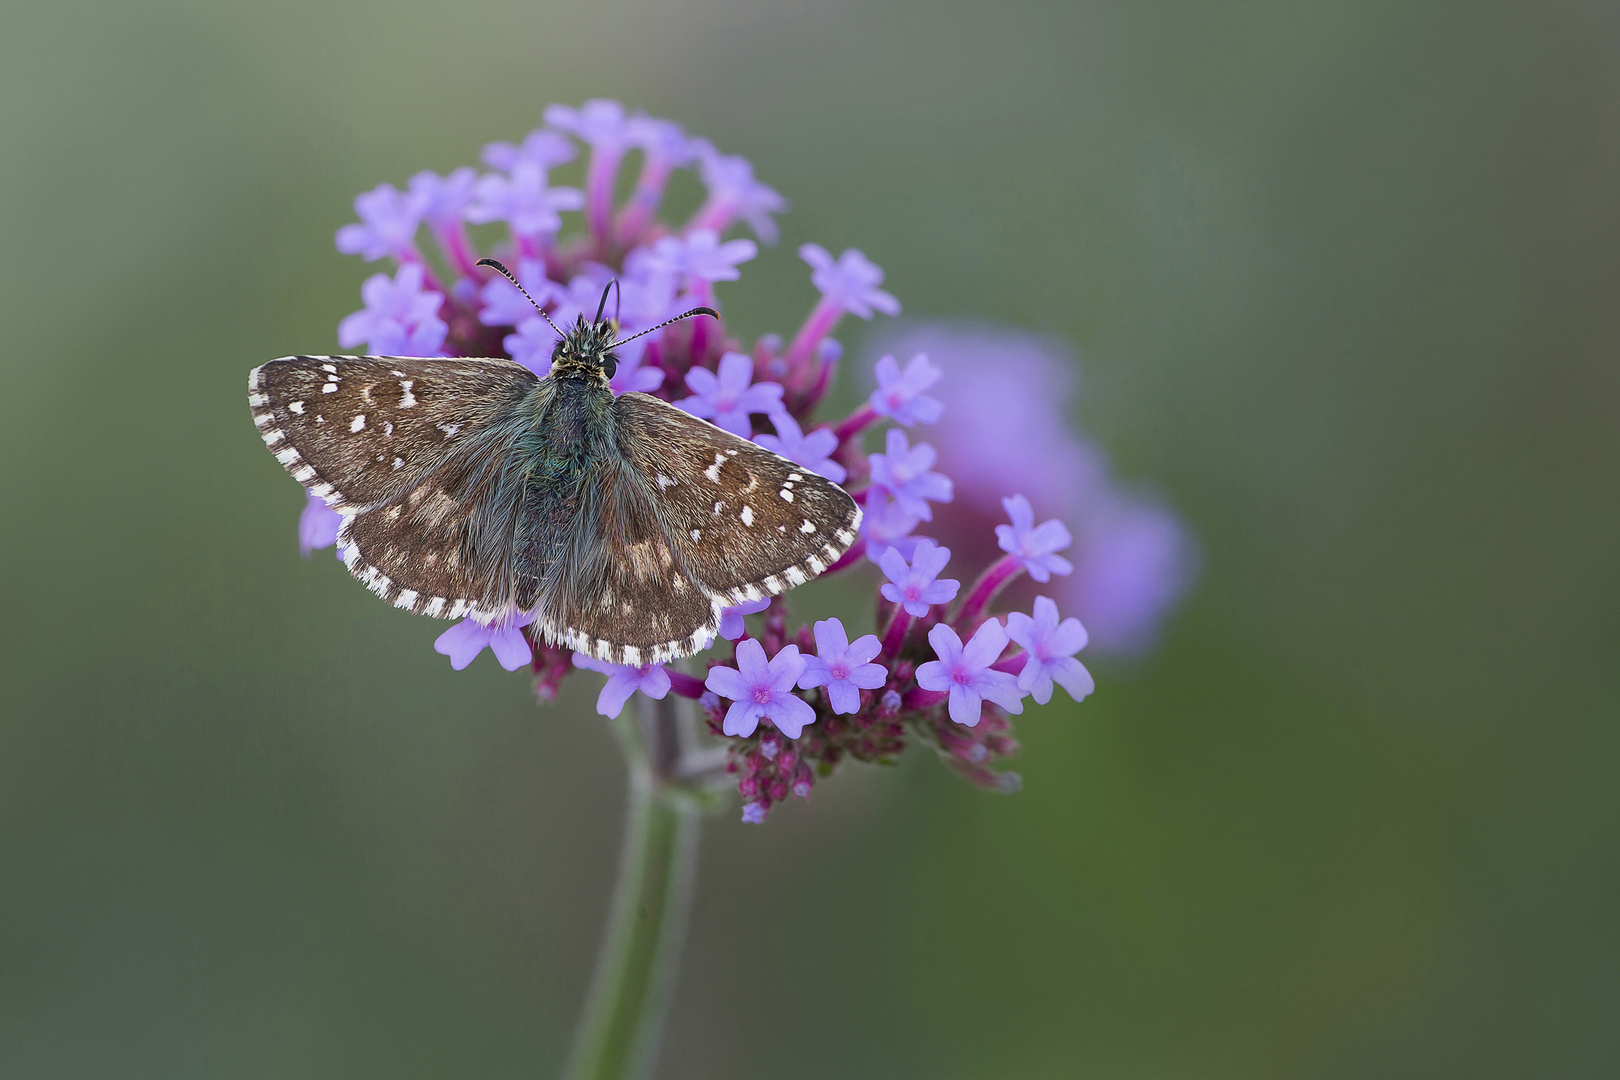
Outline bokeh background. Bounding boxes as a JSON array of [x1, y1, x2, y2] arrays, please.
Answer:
[[4, 2, 1619, 1077]]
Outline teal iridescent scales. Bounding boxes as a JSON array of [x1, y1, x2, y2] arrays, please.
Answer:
[[248, 339, 860, 665]]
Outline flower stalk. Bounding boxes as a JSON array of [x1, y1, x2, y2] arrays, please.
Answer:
[[563, 693, 704, 1080]]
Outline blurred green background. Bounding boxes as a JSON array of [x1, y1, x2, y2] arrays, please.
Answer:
[[3, 2, 1618, 1076]]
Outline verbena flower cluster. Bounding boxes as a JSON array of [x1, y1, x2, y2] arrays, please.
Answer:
[[305, 100, 1190, 822]]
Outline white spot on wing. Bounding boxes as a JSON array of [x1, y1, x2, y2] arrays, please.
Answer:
[[350, 415, 366, 432], [288, 401, 304, 414], [322, 383, 338, 393], [740, 505, 754, 526], [399, 380, 416, 408], [800, 519, 816, 534]]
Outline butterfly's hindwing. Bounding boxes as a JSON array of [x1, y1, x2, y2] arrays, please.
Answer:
[[612, 392, 862, 605], [249, 355, 540, 512]]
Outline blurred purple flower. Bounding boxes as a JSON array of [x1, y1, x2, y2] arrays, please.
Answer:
[[865, 324, 1198, 657], [608, 351, 665, 396], [479, 258, 563, 326], [572, 654, 672, 718], [367, 315, 447, 357], [797, 619, 886, 714], [868, 429, 953, 521], [1006, 596, 1093, 705], [630, 228, 757, 285], [915, 621, 1025, 727], [753, 413, 846, 483], [545, 99, 635, 150], [878, 538, 960, 616], [800, 244, 900, 319], [335, 182, 425, 262], [870, 352, 944, 426], [676, 352, 784, 437], [719, 596, 771, 640], [859, 489, 924, 562], [996, 494, 1073, 583], [690, 144, 787, 243], [481, 128, 576, 172], [298, 491, 342, 557], [337, 263, 444, 351], [503, 317, 556, 378], [434, 612, 537, 672], [466, 161, 583, 240], [408, 168, 477, 227], [705, 639, 815, 738]]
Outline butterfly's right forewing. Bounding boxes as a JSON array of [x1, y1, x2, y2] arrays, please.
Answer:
[[612, 392, 862, 606]]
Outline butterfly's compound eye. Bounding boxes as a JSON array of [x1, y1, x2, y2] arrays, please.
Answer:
[[601, 352, 618, 380]]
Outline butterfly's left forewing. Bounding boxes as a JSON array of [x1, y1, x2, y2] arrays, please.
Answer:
[[612, 392, 862, 607], [250, 355, 545, 620]]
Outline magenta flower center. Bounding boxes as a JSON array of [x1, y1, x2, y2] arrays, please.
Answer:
[[951, 664, 973, 686], [752, 685, 773, 704], [829, 662, 849, 680]]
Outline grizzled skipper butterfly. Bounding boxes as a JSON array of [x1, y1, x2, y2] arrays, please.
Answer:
[[248, 259, 861, 665]]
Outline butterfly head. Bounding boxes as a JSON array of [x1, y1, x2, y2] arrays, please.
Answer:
[[552, 313, 622, 382], [475, 258, 720, 387]]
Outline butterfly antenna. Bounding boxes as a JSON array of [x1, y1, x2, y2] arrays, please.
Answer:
[[609, 306, 720, 349], [595, 279, 621, 326], [476, 258, 566, 338]]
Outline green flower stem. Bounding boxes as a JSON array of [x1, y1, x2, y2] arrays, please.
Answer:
[[562, 694, 704, 1080]]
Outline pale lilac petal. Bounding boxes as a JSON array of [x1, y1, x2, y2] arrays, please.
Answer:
[[487, 623, 534, 671], [704, 665, 752, 701], [960, 620, 1009, 671], [723, 701, 764, 738], [768, 693, 816, 739], [946, 682, 982, 727], [826, 680, 861, 715]]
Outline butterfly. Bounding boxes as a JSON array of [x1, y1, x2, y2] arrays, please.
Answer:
[[248, 260, 862, 665]]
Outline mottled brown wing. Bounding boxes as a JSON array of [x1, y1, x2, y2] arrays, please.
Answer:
[[611, 392, 863, 606], [529, 452, 723, 666], [248, 354, 539, 512], [250, 355, 547, 620]]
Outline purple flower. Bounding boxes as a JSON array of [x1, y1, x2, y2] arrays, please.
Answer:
[[996, 494, 1073, 583], [1068, 491, 1198, 658], [466, 161, 584, 240], [797, 619, 886, 714], [337, 263, 444, 351], [799, 244, 900, 319], [629, 228, 756, 284], [719, 596, 771, 640], [878, 538, 960, 616], [859, 489, 923, 561], [1005, 596, 1094, 705], [868, 429, 953, 521], [676, 352, 785, 437], [367, 315, 448, 357], [691, 144, 787, 243], [545, 99, 635, 150], [607, 351, 665, 396], [407, 168, 477, 226], [915, 621, 1025, 727], [434, 612, 537, 672], [753, 413, 846, 483], [298, 491, 342, 557], [478, 258, 562, 326], [870, 352, 944, 426], [571, 654, 672, 718], [503, 317, 556, 378], [705, 638, 815, 738], [863, 324, 1196, 657], [741, 801, 768, 825], [627, 115, 695, 166], [481, 128, 576, 172], [335, 182, 425, 262]]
